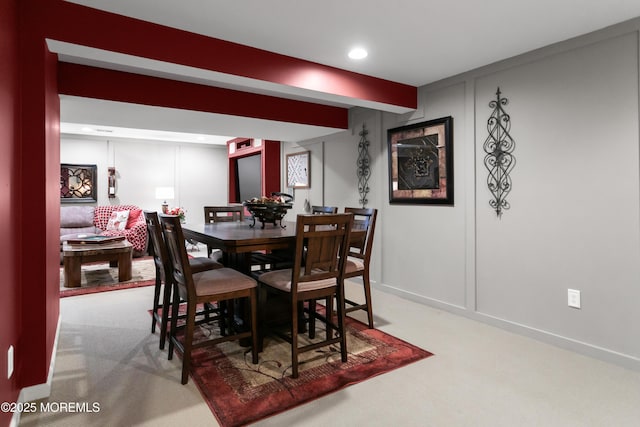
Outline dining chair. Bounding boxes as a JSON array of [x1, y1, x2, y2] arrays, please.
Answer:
[[311, 205, 338, 214], [257, 213, 353, 378], [161, 214, 259, 384], [204, 205, 244, 223], [342, 207, 378, 328], [305, 206, 339, 310], [203, 205, 245, 259], [144, 211, 224, 350]]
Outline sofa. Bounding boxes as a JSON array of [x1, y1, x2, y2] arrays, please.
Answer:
[[60, 204, 148, 257]]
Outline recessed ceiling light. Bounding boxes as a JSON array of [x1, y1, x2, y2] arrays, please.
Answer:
[[348, 47, 368, 60]]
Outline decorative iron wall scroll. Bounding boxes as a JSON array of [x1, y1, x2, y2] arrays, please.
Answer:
[[357, 123, 371, 207], [483, 87, 516, 217], [60, 163, 97, 203], [387, 116, 453, 204]]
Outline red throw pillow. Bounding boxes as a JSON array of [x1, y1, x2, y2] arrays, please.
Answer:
[[126, 208, 143, 229]]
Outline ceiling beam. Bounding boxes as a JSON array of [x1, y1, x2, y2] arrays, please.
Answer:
[[58, 62, 348, 129], [39, 0, 416, 112]]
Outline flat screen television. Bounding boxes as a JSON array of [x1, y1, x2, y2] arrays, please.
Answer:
[[235, 154, 262, 202]]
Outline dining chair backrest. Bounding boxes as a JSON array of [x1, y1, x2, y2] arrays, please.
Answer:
[[311, 205, 338, 214], [160, 215, 194, 302], [204, 205, 244, 223], [290, 213, 353, 292], [144, 211, 171, 283], [343, 207, 377, 265]]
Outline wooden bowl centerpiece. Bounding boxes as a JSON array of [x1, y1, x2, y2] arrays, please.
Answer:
[[243, 193, 293, 228]]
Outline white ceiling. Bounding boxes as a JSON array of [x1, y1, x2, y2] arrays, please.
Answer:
[[58, 0, 640, 143]]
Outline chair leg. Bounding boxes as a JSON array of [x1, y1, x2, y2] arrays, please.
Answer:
[[168, 283, 180, 360], [159, 278, 173, 350], [249, 290, 259, 364], [363, 272, 374, 328], [257, 286, 267, 352], [325, 296, 332, 341], [291, 297, 300, 379], [181, 301, 197, 385], [151, 272, 162, 333], [336, 284, 348, 362], [308, 299, 316, 339]]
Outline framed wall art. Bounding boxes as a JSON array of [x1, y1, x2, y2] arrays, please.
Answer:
[[286, 151, 310, 188], [387, 116, 453, 205], [60, 163, 97, 203]]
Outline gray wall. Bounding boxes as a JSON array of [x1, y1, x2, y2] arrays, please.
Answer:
[[288, 19, 640, 369], [61, 136, 228, 222], [60, 17, 640, 370]]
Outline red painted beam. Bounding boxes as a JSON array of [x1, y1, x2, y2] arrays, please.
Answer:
[[41, 0, 416, 110], [58, 63, 348, 129]]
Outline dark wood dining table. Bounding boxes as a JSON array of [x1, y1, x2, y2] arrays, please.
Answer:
[[181, 221, 297, 273], [181, 218, 366, 337], [182, 221, 299, 336]]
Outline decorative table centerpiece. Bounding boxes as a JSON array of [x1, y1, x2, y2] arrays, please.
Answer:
[[243, 193, 293, 228], [167, 207, 186, 223]]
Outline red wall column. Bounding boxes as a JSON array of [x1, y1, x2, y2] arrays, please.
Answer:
[[17, 0, 61, 391], [0, 0, 21, 423]]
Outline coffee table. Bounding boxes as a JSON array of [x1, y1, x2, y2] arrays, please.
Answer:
[[62, 240, 133, 288]]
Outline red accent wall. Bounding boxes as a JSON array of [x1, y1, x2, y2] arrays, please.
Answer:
[[0, 0, 20, 424], [17, 0, 61, 390], [0, 2, 413, 416]]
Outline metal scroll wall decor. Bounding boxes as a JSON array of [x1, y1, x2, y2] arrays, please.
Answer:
[[357, 123, 371, 207], [483, 87, 516, 217]]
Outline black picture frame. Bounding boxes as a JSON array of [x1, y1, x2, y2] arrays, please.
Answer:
[[60, 163, 97, 203], [387, 116, 453, 205]]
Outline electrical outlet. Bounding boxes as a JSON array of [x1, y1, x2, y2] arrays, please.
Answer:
[[7, 345, 14, 379], [568, 289, 581, 309]]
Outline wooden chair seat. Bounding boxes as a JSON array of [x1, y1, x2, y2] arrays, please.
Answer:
[[192, 268, 256, 295], [345, 258, 365, 273], [259, 269, 337, 292], [189, 256, 222, 274]]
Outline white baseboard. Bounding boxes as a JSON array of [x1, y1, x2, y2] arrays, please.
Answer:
[[9, 314, 61, 427]]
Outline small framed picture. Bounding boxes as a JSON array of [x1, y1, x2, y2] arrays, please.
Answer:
[[286, 151, 310, 188]]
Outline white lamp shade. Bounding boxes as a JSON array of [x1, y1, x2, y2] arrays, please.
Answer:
[[155, 186, 175, 200]]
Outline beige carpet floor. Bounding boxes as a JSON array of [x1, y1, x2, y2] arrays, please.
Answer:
[[17, 280, 640, 426]]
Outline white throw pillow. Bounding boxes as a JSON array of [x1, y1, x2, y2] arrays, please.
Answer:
[[106, 210, 130, 231]]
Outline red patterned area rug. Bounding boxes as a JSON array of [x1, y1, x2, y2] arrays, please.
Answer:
[[175, 309, 433, 427], [60, 257, 156, 298]]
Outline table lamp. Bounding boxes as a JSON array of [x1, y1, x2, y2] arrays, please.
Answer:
[[155, 186, 175, 213]]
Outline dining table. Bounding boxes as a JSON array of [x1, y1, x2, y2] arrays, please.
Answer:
[[181, 220, 297, 273], [181, 218, 366, 339], [182, 220, 299, 337]]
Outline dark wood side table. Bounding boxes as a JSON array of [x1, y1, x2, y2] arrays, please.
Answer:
[[62, 240, 133, 288]]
